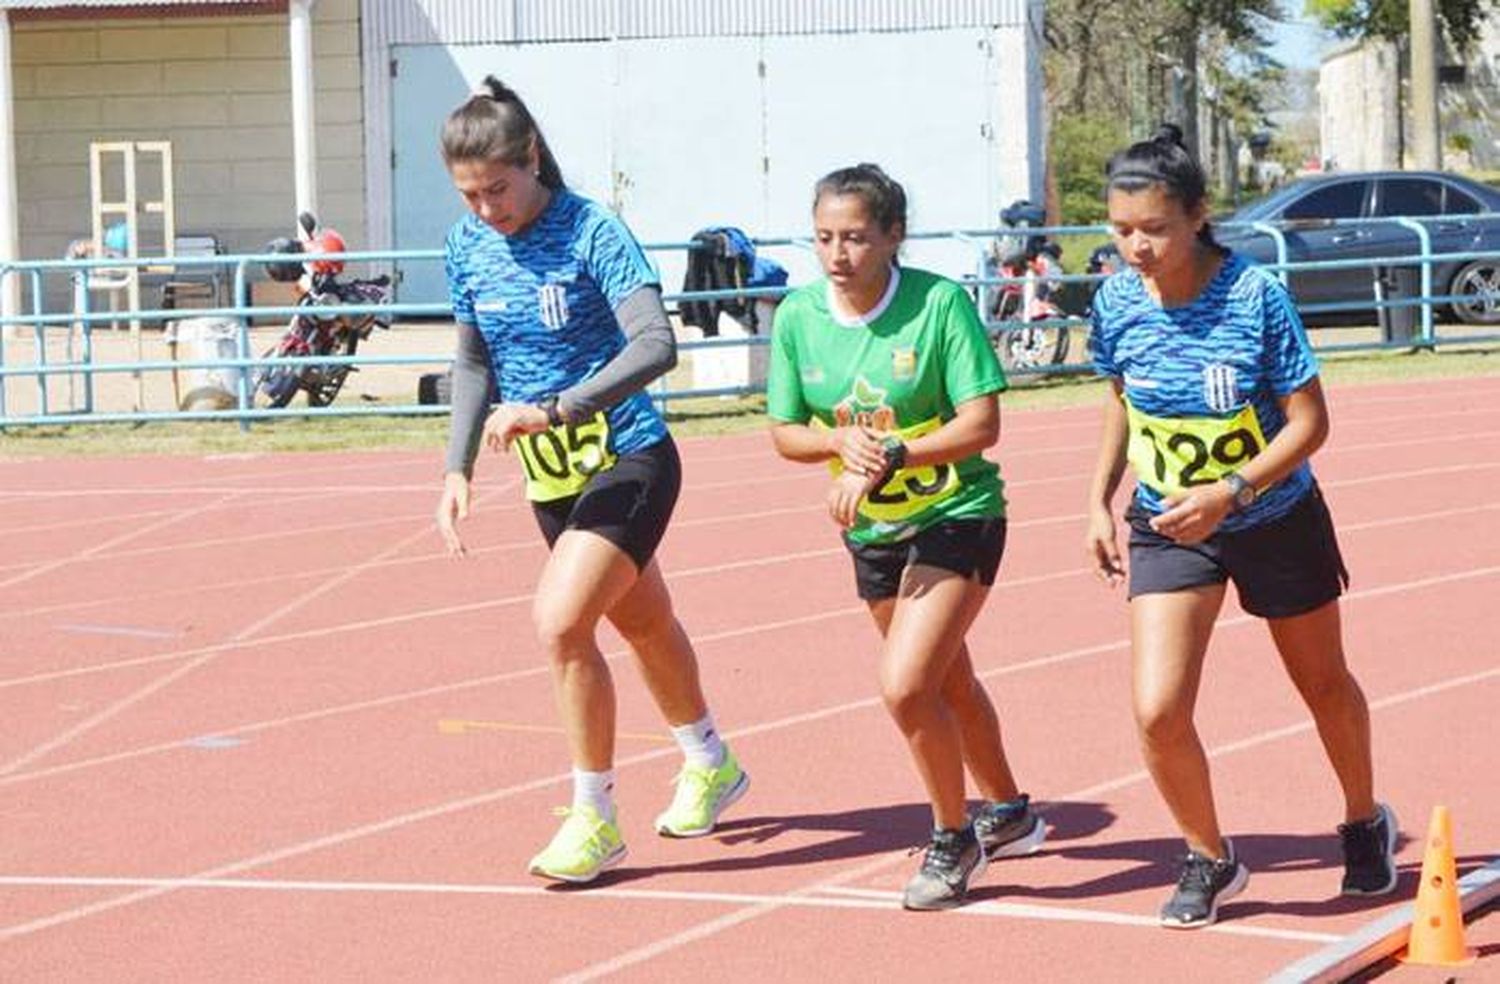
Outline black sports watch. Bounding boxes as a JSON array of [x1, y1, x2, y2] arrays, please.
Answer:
[[879, 435, 908, 477], [537, 394, 565, 428], [1224, 472, 1257, 512]]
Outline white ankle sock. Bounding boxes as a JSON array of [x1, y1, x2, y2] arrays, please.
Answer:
[[670, 714, 726, 769], [572, 768, 616, 818]]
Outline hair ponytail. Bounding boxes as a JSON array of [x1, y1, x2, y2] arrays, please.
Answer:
[[1105, 122, 1219, 248], [441, 75, 564, 190]]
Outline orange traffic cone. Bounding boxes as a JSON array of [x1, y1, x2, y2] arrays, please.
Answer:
[[1398, 805, 1476, 967]]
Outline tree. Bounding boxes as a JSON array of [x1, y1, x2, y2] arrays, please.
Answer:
[[1306, 0, 1498, 50]]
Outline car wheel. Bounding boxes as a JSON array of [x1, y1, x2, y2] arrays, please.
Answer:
[[1449, 259, 1500, 325]]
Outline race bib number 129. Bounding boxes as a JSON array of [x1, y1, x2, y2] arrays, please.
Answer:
[[516, 413, 616, 502], [1125, 398, 1267, 496]]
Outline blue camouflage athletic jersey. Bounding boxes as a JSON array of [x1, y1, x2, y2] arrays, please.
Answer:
[[1089, 251, 1318, 532], [445, 188, 668, 455]]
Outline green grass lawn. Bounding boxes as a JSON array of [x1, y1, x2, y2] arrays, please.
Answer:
[[3, 347, 1498, 459]]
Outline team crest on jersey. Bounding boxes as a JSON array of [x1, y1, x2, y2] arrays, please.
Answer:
[[891, 347, 917, 381], [537, 282, 570, 331], [1202, 363, 1240, 413], [833, 375, 896, 430]]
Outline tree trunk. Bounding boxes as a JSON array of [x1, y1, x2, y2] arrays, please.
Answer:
[[1176, 12, 1201, 160]]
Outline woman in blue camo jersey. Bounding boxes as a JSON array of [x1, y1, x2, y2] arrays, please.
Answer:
[[1084, 125, 1396, 929], [434, 77, 747, 884]]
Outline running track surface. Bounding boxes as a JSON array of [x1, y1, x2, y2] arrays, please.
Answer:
[[1, 376, 1498, 983]]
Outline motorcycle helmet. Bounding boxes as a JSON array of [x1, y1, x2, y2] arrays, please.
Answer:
[[1000, 200, 1046, 229], [307, 228, 346, 275], [264, 236, 305, 283]]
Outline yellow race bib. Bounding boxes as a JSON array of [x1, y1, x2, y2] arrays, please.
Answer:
[[515, 413, 617, 502], [1125, 397, 1267, 496], [827, 417, 964, 522]]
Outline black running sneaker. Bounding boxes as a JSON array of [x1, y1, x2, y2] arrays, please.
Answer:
[[1339, 802, 1399, 896], [1159, 839, 1249, 929], [973, 794, 1048, 860], [902, 826, 987, 911]]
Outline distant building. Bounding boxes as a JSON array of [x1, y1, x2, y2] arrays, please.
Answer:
[[1319, 39, 1401, 171], [0, 0, 1047, 310], [1319, 18, 1500, 172]]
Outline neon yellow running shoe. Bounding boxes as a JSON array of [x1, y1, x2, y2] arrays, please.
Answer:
[[527, 805, 627, 883], [654, 749, 750, 838]]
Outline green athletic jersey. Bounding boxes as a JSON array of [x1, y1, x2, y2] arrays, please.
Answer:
[[767, 266, 1007, 545]]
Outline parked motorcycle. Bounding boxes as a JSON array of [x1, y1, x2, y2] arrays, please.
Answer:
[[253, 213, 392, 408], [983, 200, 1072, 372]]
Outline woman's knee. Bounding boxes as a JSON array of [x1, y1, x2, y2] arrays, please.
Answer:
[[532, 598, 596, 660], [881, 672, 945, 732], [1134, 695, 1194, 748], [1290, 661, 1362, 713]]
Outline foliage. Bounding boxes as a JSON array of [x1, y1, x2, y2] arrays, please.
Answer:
[[1050, 115, 1129, 225], [1306, 0, 1498, 50]]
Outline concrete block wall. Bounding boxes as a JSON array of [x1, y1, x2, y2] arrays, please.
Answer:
[[11, 0, 365, 309]]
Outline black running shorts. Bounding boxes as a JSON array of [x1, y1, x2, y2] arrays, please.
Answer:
[[530, 435, 680, 571], [1127, 485, 1348, 619], [844, 517, 1008, 602]]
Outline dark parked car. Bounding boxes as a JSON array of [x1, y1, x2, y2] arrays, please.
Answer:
[[1216, 170, 1500, 326]]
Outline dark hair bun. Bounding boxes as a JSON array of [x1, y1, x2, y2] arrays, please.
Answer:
[[480, 75, 516, 102], [1152, 123, 1185, 149]]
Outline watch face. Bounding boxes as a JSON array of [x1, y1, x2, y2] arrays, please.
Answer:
[[1235, 485, 1256, 508]]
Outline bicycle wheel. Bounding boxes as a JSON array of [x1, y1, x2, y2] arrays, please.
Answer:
[[995, 321, 1069, 373]]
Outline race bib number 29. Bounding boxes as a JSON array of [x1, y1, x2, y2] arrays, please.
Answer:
[[1125, 398, 1266, 496], [516, 413, 616, 502]]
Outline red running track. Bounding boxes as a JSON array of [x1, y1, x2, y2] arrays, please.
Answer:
[[1, 376, 1498, 982]]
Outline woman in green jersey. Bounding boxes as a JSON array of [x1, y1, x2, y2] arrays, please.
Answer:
[[766, 163, 1045, 911]]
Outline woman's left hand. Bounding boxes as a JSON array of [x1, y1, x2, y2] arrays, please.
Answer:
[[483, 402, 551, 453], [1149, 483, 1235, 544], [826, 469, 878, 528]]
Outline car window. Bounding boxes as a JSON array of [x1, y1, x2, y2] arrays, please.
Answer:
[[1376, 178, 1444, 217], [1282, 181, 1369, 220], [1444, 186, 1481, 215]]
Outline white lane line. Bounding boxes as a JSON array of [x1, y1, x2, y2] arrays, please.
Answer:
[[551, 585, 1500, 981], [813, 887, 1341, 942], [0, 569, 1092, 788], [55, 624, 183, 640], [0, 490, 1492, 809], [0, 876, 1341, 944], [3, 563, 1497, 943], [0, 479, 517, 777], [0, 491, 245, 591], [0, 604, 868, 788], [4, 420, 1498, 582], [0, 483, 439, 498], [5, 434, 1495, 624]]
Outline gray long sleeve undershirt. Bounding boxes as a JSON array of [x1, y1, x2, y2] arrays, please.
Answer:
[[444, 285, 677, 477]]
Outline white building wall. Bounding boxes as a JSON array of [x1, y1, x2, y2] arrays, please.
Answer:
[[11, 0, 364, 270], [362, 0, 1042, 262], [1319, 41, 1400, 171]]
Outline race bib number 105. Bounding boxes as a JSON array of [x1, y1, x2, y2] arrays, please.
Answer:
[[516, 413, 617, 502], [1125, 398, 1267, 496]]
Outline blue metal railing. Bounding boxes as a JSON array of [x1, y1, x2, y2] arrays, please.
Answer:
[[2, 218, 1497, 427]]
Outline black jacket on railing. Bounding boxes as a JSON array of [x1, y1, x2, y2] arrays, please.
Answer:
[[678, 227, 787, 336]]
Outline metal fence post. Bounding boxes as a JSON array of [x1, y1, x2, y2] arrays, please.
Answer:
[[233, 258, 252, 432], [1250, 222, 1289, 286], [1393, 217, 1436, 347]]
